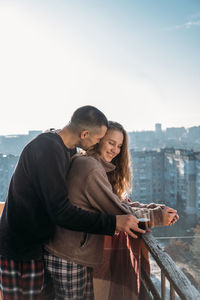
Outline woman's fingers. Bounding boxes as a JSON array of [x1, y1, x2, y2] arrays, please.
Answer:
[[170, 213, 179, 225], [163, 207, 179, 226], [168, 212, 177, 225], [165, 206, 177, 213]]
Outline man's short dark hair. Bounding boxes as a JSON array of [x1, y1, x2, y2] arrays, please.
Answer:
[[69, 105, 108, 133]]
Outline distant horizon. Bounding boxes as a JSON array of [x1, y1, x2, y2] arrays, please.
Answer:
[[0, 122, 200, 136]]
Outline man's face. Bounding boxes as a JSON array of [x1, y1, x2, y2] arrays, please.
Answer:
[[80, 125, 107, 150]]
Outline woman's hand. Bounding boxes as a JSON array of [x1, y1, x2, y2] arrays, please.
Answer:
[[162, 206, 179, 226], [169, 213, 179, 225]]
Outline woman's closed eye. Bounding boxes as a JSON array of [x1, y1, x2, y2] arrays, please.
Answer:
[[109, 141, 115, 146]]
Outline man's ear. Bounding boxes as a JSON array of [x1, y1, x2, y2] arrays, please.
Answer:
[[80, 130, 89, 139]]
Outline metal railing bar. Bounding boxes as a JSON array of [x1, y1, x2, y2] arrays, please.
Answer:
[[142, 233, 200, 300], [140, 277, 154, 300], [141, 265, 161, 300], [161, 271, 166, 300], [170, 283, 175, 300]]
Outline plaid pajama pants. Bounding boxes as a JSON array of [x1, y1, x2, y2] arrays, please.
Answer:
[[43, 250, 94, 300], [0, 256, 51, 300]]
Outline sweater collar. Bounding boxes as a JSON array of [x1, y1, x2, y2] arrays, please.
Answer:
[[93, 154, 116, 173]]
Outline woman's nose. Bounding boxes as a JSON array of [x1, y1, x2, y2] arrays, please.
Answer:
[[111, 146, 117, 153]]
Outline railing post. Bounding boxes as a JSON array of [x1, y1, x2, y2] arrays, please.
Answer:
[[161, 271, 166, 300], [170, 283, 175, 300], [142, 233, 200, 300]]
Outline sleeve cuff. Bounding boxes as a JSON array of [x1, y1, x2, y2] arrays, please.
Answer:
[[150, 207, 164, 228]]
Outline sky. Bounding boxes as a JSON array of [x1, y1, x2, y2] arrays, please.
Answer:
[[0, 0, 199, 135]]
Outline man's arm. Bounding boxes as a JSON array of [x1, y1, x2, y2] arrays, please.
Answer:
[[30, 135, 144, 238], [29, 136, 116, 235]]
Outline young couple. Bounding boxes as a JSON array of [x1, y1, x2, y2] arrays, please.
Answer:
[[0, 106, 178, 299]]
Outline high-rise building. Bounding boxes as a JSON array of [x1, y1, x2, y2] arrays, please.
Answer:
[[130, 148, 200, 217], [155, 123, 162, 133], [164, 149, 197, 214], [128, 125, 200, 152], [131, 149, 164, 203], [196, 153, 200, 210]]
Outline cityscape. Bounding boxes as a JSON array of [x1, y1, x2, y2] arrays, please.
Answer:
[[0, 0, 199, 297], [130, 148, 200, 221], [129, 124, 200, 221], [0, 124, 200, 292], [1, 125, 200, 222]]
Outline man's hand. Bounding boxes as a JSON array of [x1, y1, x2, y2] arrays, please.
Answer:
[[116, 215, 146, 239]]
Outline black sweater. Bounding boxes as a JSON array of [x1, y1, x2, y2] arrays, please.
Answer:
[[0, 131, 116, 260]]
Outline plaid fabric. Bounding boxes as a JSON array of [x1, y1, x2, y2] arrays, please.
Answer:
[[43, 250, 94, 300], [0, 256, 45, 300]]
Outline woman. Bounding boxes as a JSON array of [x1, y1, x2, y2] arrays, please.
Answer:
[[44, 121, 178, 300]]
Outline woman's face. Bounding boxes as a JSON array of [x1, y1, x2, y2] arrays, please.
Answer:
[[98, 129, 124, 162]]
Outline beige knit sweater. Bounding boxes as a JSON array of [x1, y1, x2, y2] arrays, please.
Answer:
[[45, 154, 165, 267]]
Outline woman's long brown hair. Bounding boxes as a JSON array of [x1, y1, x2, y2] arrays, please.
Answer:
[[106, 121, 132, 199], [87, 121, 132, 199]]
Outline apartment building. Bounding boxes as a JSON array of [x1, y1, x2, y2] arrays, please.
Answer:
[[131, 149, 164, 204], [130, 148, 200, 216]]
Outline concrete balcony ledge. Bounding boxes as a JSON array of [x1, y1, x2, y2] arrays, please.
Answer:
[[141, 232, 200, 300]]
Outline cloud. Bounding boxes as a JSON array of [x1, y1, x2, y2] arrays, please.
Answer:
[[161, 20, 200, 31], [182, 20, 200, 29]]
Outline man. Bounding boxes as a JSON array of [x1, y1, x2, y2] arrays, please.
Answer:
[[0, 106, 144, 299]]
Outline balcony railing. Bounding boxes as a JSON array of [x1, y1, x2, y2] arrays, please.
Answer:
[[0, 202, 199, 299], [141, 233, 200, 300]]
